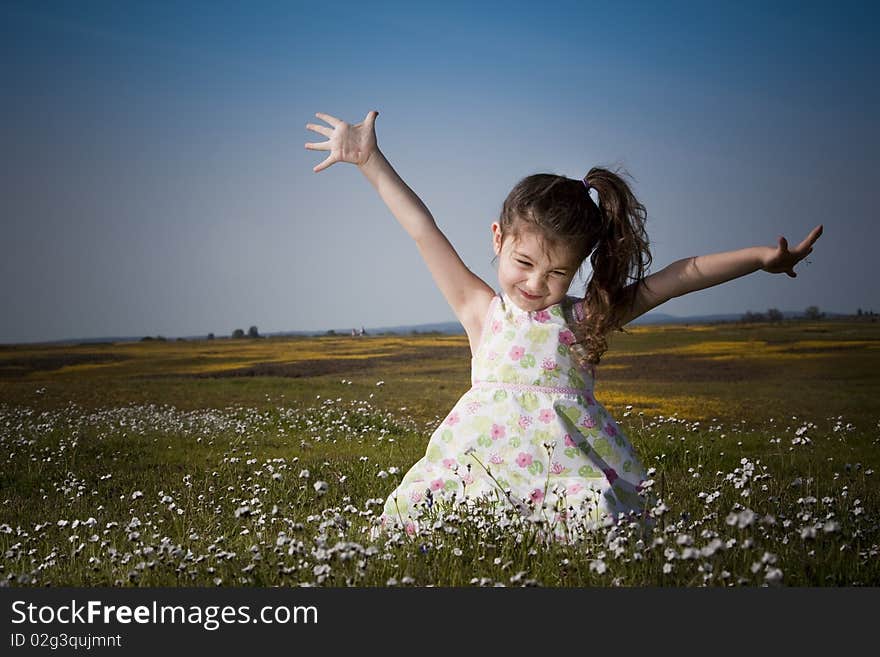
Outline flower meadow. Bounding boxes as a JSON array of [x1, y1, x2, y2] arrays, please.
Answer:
[[1, 387, 877, 587]]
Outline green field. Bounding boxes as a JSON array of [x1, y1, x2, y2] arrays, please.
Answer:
[[1, 319, 878, 586]]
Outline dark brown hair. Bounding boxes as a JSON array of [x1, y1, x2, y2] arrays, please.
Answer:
[[496, 167, 653, 366]]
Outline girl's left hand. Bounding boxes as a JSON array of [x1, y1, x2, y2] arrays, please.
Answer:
[[761, 224, 823, 277]]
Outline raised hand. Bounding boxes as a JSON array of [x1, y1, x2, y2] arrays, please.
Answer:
[[304, 110, 379, 173], [761, 224, 824, 278]]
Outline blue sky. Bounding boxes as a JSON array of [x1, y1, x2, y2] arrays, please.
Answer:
[[1, 0, 877, 343]]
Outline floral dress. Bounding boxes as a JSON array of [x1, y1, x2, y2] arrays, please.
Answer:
[[372, 291, 653, 542]]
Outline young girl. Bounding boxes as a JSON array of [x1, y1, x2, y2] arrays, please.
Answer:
[[305, 110, 823, 543]]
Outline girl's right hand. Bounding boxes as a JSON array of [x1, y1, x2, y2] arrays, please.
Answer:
[[305, 110, 379, 173]]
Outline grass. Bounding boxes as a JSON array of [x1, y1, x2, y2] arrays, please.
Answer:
[[0, 319, 878, 586]]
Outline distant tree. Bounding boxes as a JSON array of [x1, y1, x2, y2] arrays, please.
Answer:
[[804, 306, 824, 320], [741, 311, 766, 323], [232, 328, 245, 338], [857, 308, 863, 316], [177, 337, 186, 342], [766, 308, 783, 322], [207, 333, 215, 340], [326, 329, 336, 336], [248, 325, 260, 338], [141, 336, 154, 342]]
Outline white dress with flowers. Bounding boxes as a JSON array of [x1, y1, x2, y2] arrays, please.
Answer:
[[374, 291, 652, 540]]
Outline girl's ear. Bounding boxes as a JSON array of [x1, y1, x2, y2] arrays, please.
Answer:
[[491, 222, 502, 256]]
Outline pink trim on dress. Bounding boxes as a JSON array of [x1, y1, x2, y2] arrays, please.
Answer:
[[471, 380, 591, 396]]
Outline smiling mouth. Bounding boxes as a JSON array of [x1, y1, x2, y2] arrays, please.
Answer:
[[518, 289, 541, 300]]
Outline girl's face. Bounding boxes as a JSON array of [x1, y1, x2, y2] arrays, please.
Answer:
[[491, 221, 581, 312]]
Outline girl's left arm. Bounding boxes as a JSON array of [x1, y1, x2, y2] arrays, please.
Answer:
[[617, 225, 823, 326]]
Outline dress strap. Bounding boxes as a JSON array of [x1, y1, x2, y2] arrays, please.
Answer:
[[563, 295, 586, 325]]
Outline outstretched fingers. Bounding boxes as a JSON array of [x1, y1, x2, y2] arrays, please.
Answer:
[[305, 122, 333, 138], [304, 120, 333, 152], [801, 224, 824, 249], [306, 110, 378, 171], [313, 154, 336, 173], [315, 112, 343, 127]]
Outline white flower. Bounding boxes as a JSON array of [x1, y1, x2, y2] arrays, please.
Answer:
[[589, 559, 607, 574], [313, 481, 329, 496], [651, 502, 669, 517], [764, 568, 783, 584], [131, 490, 143, 500], [684, 547, 703, 560], [822, 520, 841, 533], [299, 469, 310, 479], [727, 508, 756, 528], [737, 508, 756, 528], [700, 538, 724, 558]]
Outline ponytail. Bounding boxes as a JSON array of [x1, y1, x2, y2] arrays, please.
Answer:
[[569, 166, 653, 367]]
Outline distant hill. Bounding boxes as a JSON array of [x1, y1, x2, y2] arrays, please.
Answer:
[[10, 309, 859, 346]]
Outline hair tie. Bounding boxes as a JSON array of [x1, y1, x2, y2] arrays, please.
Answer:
[[582, 179, 591, 192]]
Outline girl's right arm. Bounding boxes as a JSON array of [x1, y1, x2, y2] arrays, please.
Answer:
[[306, 111, 495, 352]]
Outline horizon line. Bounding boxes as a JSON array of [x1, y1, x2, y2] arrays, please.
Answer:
[[1, 307, 871, 347]]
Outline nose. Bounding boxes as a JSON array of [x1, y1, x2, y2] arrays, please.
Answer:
[[525, 271, 547, 294]]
